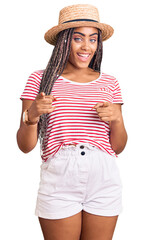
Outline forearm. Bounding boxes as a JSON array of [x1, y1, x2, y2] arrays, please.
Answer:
[[109, 116, 127, 154], [16, 123, 38, 153]]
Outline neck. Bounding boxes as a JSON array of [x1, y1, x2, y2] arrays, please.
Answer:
[[63, 61, 91, 76]]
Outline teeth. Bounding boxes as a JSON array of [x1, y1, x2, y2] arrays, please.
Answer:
[[78, 53, 90, 57]]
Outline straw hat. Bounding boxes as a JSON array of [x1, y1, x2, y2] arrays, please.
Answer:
[[44, 4, 114, 45]]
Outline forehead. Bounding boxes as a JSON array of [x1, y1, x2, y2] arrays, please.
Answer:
[[73, 26, 98, 35]]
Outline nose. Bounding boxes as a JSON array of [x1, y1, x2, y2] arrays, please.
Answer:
[[81, 39, 90, 51]]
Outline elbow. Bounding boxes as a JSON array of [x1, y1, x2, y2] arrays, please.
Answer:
[[16, 138, 33, 154], [17, 142, 35, 154], [113, 134, 128, 155], [18, 145, 32, 154], [112, 145, 125, 155], [16, 131, 36, 154], [114, 147, 125, 155]]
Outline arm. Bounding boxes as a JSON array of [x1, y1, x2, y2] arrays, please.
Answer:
[[16, 92, 57, 153], [109, 104, 127, 154], [93, 102, 128, 154], [16, 100, 39, 153]]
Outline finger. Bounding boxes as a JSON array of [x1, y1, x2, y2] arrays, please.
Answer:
[[91, 105, 96, 110], [91, 102, 104, 110], [41, 92, 45, 97], [97, 108, 109, 113], [42, 98, 54, 104], [41, 95, 57, 104], [36, 92, 45, 99], [98, 112, 112, 118], [100, 117, 111, 122], [95, 102, 104, 108], [96, 102, 109, 109], [50, 95, 57, 101], [45, 95, 57, 101], [53, 96, 57, 101], [41, 106, 56, 114], [95, 102, 110, 111], [103, 102, 110, 107]]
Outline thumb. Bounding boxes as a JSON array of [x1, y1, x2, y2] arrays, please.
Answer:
[[103, 102, 110, 107], [37, 92, 45, 99], [94, 102, 104, 109]]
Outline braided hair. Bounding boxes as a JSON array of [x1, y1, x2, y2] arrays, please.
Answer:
[[38, 27, 103, 150]]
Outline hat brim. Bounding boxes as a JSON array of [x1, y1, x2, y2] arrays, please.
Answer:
[[44, 21, 114, 45]]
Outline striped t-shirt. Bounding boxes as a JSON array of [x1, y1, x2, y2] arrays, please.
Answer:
[[20, 70, 123, 162]]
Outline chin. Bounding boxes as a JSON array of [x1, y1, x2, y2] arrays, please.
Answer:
[[75, 62, 91, 69], [68, 58, 91, 70]]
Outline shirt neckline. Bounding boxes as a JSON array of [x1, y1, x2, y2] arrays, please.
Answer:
[[60, 72, 102, 85]]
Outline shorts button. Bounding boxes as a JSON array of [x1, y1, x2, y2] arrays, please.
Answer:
[[80, 145, 84, 149], [81, 151, 85, 155]]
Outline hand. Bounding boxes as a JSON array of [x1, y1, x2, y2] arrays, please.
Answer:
[[28, 92, 57, 123], [91, 102, 122, 124]]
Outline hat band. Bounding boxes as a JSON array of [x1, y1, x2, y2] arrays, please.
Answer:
[[62, 19, 99, 24]]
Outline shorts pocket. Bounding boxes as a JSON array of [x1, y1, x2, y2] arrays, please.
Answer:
[[99, 152, 122, 187], [39, 158, 59, 195], [40, 155, 58, 176]]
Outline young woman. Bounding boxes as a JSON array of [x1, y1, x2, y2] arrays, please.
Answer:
[[17, 4, 127, 240]]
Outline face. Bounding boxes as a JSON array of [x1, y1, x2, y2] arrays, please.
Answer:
[[68, 27, 98, 69]]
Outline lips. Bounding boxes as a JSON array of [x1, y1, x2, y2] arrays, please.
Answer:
[[77, 53, 91, 62]]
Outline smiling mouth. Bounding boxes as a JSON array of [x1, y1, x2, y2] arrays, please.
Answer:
[[77, 53, 91, 62]]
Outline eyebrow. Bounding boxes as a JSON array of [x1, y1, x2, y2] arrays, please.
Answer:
[[73, 31, 98, 37]]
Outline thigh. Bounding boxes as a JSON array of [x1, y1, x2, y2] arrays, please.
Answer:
[[39, 211, 82, 240], [80, 211, 118, 240]]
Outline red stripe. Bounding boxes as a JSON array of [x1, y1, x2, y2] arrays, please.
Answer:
[[20, 70, 123, 161]]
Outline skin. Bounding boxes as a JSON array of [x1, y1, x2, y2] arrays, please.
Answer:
[[62, 27, 100, 82], [16, 92, 57, 153], [62, 27, 127, 155], [17, 27, 127, 240]]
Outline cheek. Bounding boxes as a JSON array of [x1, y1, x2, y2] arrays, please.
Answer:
[[68, 44, 78, 61], [93, 42, 98, 52], [70, 42, 79, 55], [68, 50, 74, 62]]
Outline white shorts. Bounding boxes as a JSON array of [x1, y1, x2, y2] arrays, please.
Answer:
[[35, 143, 122, 219]]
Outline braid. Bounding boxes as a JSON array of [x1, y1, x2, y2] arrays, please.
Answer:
[[38, 27, 103, 153], [38, 28, 74, 150]]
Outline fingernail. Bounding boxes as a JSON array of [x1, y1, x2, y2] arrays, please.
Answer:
[[53, 96, 57, 101]]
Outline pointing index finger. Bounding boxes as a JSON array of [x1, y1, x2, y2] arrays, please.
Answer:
[[51, 95, 57, 101], [91, 102, 104, 110]]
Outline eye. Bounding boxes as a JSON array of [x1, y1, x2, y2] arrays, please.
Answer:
[[73, 37, 82, 42], [90, 39, 97, 43]]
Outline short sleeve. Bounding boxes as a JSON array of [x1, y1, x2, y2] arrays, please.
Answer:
[[20, 70, 44, 101], [112, 78, 124, 104]]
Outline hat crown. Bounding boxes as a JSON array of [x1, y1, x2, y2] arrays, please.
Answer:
[[59, 4, 100, 24]]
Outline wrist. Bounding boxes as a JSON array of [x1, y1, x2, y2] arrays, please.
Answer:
[[23, 109, 39, 126], [28, 109, 39, 123], [110, 115, 123, 129]]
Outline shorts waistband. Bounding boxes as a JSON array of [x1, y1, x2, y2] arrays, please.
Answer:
[[62, 143, 97, 151]]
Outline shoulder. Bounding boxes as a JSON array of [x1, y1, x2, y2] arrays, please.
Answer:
[[101, 72, 116, 81], [29, 69, 44, 81], [101, 72, 120, 86], [20, 70, 44, 101]]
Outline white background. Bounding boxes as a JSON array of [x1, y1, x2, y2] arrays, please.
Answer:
[[0, 0, 144, 239]]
